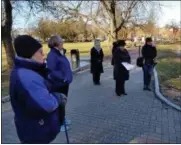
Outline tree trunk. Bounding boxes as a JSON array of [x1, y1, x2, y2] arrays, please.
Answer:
[[3, 34, 15, 70], [2, 0, 15, 70]]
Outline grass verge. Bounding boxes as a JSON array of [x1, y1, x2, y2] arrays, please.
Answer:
[[156, 44, 181, 105]]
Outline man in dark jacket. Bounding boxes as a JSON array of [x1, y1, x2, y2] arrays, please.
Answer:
[[113, 40, 131, 96], [47, 35, 73, 132], [10, 35, 66, 143], [90, 39, 104, 85], [142, 37, 157, 91]]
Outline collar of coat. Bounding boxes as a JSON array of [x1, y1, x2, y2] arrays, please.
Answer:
[[51, 47, 64, 56], [14, 56, 48, 77], [93, 47, 102, 52]]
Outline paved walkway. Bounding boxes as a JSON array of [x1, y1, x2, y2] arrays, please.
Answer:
[[2, 52, 181, 143]]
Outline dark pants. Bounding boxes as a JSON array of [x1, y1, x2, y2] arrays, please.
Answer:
[[143, 64, 153, 88], [115, 79, 125, 95], [93, 72, 101, 84], [58, 85, 69, 125]]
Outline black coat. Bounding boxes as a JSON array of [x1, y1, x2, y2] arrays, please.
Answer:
[[142, 44, 157, 64], [111, 46, 117, 65], [90, 47, 104, 74], [113, 48, 131, 81]]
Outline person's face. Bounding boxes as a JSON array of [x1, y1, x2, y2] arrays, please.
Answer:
[[147, 41, 152, 45], [119, 46, 125, 50], [31, 48, 45, 64], [94, 40, 101, 48], [57, 41, 63, 50]]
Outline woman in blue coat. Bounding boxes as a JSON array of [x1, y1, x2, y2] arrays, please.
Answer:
[[10, 35, 66, 143], [47, 35, 73, 132]]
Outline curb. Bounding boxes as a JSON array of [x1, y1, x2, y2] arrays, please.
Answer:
[[1, 64, 90, 104], [153, 68, 181, 112], [72, 64, 90, 75]]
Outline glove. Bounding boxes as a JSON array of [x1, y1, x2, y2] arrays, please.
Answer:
[[52, 92, 67, 106]]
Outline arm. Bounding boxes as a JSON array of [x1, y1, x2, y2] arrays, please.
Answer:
[[19, 74, 62, 114], [114, 50, 121, 66], [124, 49, 131, 63], [47, 55, 68, 84], [153, 46, 157, 59], [141, 46, 145, 58], [90, 48, 97, 63], [101, 49, 104, 62]]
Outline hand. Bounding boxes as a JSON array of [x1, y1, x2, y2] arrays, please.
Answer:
[[53, 92, 67, 106], [60, 93, 67, 106]]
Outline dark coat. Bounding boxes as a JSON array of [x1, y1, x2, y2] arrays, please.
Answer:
[[142, 44, 157, 64], [111, 46, 117, 65], [113, 48, 131, 81], [90, 47, 104, 74], [10, 57, 63, 143]]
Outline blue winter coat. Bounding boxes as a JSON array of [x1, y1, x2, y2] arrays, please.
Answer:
[[9, 57, 62, 143], [47, 48, 73, 87]]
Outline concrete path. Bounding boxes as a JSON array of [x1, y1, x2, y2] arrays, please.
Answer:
[[1, 53, 181, 143]]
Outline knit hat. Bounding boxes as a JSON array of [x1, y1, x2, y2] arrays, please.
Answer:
[[14, 35, 42, 58], [117, 40, 126, 47], [145, 37, 152, 43]]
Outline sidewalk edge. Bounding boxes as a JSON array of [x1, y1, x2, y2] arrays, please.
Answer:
[[153, 68, 181, 112]]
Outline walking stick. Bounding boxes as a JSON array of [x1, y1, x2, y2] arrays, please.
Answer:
[[64, 118, 70, 144]]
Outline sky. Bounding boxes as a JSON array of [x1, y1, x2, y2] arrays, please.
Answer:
[[157, 1, 181, 27], [13, 1, 181, 29]]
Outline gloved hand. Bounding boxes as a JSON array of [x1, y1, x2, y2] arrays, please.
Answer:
[[52, 92, 67, 106]]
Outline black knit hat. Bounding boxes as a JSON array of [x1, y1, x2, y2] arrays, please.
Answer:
[[14, 35, 42, 58], [117, 40, 126, 47], [145, 37, 152, 43]]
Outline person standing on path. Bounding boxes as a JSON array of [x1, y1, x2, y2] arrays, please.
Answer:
[[142, 37, 157, 91], [113, 40, 131, 96], [10, 35, 66, 143], [111, 41, 118, 80], [90, 39, 104, 85], [47, 35, 73, 132]]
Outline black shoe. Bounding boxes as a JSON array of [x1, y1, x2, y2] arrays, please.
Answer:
[[146, 88, 151, 91], [144, 87, 151, 91], [116, 93, 121, 96], [123, 93, 127, 95]]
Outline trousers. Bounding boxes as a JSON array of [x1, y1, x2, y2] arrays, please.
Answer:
[[115, 79, 125, 95], [92, 72, 101, 84]]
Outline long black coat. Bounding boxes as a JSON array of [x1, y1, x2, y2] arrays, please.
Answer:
[[111, 46, 117, 65], [113, 48, 131, 81], [90, 47, 104, 74]]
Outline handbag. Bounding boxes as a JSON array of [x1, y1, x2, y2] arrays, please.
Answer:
[[136, 46, 144, 67]]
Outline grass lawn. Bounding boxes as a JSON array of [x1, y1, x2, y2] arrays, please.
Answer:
[[2, 41, 135, 97], [156, 43, 181, 105], [1, 40, 135, 66]]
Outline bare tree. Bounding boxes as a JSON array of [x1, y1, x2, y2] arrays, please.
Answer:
[[165, 20, 180, 42], [2, 0, 60, 70], [53, 1, 162, 41], [2, 0, 15, 70]]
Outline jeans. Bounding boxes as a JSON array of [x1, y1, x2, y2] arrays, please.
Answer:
[[143, 64, 153, 88]]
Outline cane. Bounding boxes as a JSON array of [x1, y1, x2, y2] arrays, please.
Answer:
[[64, 118, 70, 144]]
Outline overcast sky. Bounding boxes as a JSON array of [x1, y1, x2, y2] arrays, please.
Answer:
[[13, 1, 181, 29]]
